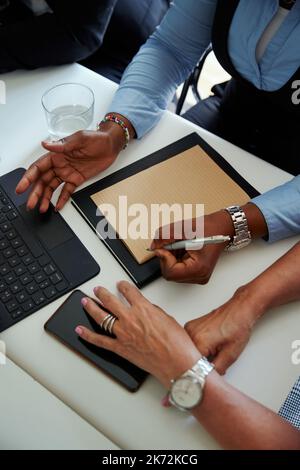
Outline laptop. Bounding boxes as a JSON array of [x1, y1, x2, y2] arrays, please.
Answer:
[[0, 168, 100, 332]]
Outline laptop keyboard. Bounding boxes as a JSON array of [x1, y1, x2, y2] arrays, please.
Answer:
[[0, 186, 69, 323]]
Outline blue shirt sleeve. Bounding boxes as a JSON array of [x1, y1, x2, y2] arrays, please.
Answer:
[[109, 0, 217, 138], [252, 176, 300, 243]]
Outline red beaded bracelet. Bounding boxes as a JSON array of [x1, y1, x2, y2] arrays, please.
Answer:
[[97, 114, 130, 149]]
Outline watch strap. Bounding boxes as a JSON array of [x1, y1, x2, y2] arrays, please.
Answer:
[[225, 206, 252, 252]]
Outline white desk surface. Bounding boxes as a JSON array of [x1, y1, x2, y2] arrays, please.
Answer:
[[0, 64, 299, 450], [0, 359, 118, 450]]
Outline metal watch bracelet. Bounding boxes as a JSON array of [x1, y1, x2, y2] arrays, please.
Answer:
[[225, 206, 252, 252]]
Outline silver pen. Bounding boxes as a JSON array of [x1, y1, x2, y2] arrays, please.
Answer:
[[147, 235, 231, 252]]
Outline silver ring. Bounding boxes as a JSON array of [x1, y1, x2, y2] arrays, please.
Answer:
[[108, 317, 117, 336], [100, 314, 112, 330], [100, 314, 118, 336]]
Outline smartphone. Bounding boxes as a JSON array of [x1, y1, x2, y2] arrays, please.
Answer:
[[44, 290, 148, 392]]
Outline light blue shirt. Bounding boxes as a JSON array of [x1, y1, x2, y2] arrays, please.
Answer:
[[109, 0, 300, 242]]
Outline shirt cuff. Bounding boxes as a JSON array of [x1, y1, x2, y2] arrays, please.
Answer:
[[109, 88, 165, 139], [251, 176, 300, 243]]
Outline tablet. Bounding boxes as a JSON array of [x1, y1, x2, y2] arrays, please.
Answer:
[[44, 290, 148, 392], [72, 133, 260, 287]]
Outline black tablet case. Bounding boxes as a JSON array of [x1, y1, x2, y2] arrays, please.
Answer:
[[71, 133, 260, 288]]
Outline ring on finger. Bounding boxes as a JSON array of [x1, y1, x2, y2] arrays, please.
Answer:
[[100, 314, 118, 335], [107, 316, 117, 336], [100, 314, 112, 330]]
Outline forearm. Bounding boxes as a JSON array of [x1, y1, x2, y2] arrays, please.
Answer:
[[109, 0, 217, 138], [193, 372, 300, 450], [206, 177, 300, 245], [206, 202, 268, 241], [244, 241, 300, 316]]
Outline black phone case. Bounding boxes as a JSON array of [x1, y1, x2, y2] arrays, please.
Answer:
[[44, 290, 148, 392]]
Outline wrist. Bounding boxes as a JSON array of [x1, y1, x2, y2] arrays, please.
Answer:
[[242, 203, 268, 239], [98, 113, 136, 143], [204, 202, 268, 250], [204, 211, 235, 253], [233, 283, 269, 324], [158, 350, 203, 390], [98, 120, 126, 155]]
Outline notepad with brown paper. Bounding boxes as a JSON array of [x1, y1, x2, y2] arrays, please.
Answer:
[[72, 133, 259, 287]]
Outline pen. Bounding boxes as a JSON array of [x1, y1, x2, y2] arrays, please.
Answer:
[[147, 235, 231, 252]]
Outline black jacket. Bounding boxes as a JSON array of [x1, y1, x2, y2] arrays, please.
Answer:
[[82, 0, 170, 82], [0, 0, 169, 79]]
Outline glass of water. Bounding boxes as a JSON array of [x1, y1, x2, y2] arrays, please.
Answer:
[[42, 83, 95, 140]]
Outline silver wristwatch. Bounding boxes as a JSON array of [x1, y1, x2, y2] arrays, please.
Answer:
[[225, 206, 252, 252], [169, 358, 214, 412]]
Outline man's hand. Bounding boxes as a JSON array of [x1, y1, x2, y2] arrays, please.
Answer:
[[151, 212, 234, 284], [185, 285, 265, 374]]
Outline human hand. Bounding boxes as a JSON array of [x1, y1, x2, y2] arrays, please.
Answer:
[[75, 281, 201, 389], [150, 212, 234, 285], [185, 285, 266, 374], [15, 129, 122, 213]]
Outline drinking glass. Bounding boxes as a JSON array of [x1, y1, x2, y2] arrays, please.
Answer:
[[42, 83, 95, 140]]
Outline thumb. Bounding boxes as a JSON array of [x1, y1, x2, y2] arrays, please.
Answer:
[[42, 140, 67, 153], [42, 134, 80, 154], [212, 345, 237, 376], [155, 249, 177, 267], [155, 249, 185, 281]]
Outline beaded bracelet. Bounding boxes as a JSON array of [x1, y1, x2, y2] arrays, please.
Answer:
[[97, 114, 130, 149]]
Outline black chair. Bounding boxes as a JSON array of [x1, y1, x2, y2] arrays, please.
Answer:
[[175, 44, 213, 115]]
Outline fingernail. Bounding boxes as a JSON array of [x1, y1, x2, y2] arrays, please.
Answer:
[[93, 287, 100, 295], [75, 327, 83, 336], [161, 395, 171, 408], [81, 298, 88, 307]]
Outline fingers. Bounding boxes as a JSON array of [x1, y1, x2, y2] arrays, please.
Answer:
[[16, 155, 54, 194], [39, 178, 63, 213], [81, 297, 121, 337], [117, 281, 146, 306], [151, 219, 197, 250], [151, 223, 177, 250], [155, 249, 195, 282], [55, 182, 77, 211], [75, 325, 117, 352], [27, 176, 62, 212], [93, 287, 127, 319], [186, 334, 217, 359], [213, 346, 238, 376]]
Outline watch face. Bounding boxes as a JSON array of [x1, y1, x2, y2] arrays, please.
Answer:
[[171, 376, 202, 410]]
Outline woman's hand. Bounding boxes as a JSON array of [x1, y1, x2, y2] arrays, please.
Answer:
[[75, 281, 201, 389], [150, 212, 234, 285], [15, 129, 121, 213], [185, 285, 266, 375], [16, 115, 136, 213]]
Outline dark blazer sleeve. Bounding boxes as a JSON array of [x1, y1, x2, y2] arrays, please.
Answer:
[[0, 0, 118, 72]]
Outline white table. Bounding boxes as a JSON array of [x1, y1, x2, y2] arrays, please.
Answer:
[[0, 64, 299, 450], [0, 358, 119, 450]]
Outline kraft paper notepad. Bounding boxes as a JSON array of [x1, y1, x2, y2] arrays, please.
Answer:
[[72, 133, 259, 287], [91, 145, 250, 265]]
